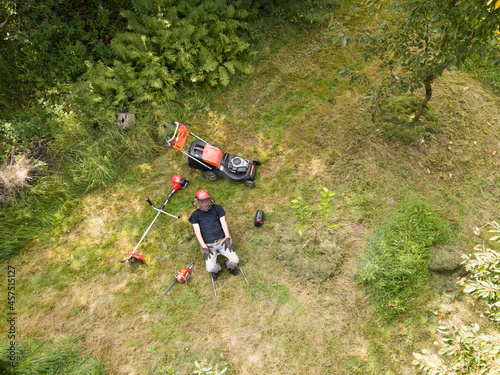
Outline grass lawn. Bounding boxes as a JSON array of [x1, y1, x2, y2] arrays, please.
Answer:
[[1, 4, 500, 375]]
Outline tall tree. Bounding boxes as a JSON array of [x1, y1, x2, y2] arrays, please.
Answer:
[[332, 0, 500, 122]]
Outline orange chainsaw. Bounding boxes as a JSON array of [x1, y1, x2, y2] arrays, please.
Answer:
[[162, 263, 194, 296]]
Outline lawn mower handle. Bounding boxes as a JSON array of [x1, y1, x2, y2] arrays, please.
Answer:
[[165, 121, 179, 147]]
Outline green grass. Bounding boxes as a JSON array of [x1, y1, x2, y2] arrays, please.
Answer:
[[1, 1, 500, 374], [0, 337, 105, 375], [356, 194, 453, 320]]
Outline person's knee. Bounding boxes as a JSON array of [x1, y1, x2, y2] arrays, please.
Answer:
[[227, 253, 239, 266], [206, 262, 220, 273], [206, 264, 216, 273]]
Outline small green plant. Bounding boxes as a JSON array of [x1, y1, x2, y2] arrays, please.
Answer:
[[147, 346, 178, 375], [413, 321, 500, 375], [291, 187, 337, 253], [193, 361, 227, 375], [459, 223, 500, 323]]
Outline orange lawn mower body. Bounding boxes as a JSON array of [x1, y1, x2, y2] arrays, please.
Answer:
[[166, 122, 260, 188]]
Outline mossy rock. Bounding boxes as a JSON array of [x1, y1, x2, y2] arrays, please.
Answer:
[[428, 242, 464, 274]]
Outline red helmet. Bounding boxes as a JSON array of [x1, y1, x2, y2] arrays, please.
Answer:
[[196, 189, 210, 200]]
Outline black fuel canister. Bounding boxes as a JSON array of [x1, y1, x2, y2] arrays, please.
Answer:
[[254, 210, 264, 227]]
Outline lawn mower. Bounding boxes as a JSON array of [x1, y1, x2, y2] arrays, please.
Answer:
[[120, 175, 188, 266], [166, 122, 260, 187]]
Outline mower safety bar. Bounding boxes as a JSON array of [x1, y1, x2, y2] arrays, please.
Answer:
[[166, 121, 181, 148], [167, 122, 212, 149]]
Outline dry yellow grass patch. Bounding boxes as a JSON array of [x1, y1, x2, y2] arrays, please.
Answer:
[[0, 155, 41, 203]]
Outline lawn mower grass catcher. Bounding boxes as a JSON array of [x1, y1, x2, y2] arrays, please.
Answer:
[[120, 175, 188, 266], [166, 122, 260, 187]]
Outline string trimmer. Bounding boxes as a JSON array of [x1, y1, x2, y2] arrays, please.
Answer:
[[120, 175, 188, 266], [162, 262, 194, 296]]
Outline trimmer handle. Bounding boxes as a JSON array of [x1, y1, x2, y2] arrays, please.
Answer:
[[146, 197, 154, 206]]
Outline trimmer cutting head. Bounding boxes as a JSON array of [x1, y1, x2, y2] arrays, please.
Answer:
[[120, 251, 146, 266]]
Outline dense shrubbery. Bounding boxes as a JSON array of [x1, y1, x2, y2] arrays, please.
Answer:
[[413, 224, 500, 374], [84, 0, 258, 109], [356, 195, 453, 319], [0, 0, 134, 111]]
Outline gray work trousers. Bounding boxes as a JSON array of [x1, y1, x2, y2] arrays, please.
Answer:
[[205, 239, 239, 273]]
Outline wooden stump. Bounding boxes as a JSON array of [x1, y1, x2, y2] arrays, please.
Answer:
[[117, 113, 136, 130]]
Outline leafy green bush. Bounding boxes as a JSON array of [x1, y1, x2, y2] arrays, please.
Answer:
[[85, 0, 258, 108], [414, 225, 500, 374], [0, 0, 134, 112], [413, 322, 500, 375], [0, 109, 54, 164], [356, 196, 452, 319], [13, 0, 132, 87], [459, 223, 500, 323]]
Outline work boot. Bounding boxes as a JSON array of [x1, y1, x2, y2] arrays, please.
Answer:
[[226, 265, 239, 276], [211, 262, 222, 281]]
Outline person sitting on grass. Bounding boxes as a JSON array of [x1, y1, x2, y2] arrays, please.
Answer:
[[188, 189, 239, 280]]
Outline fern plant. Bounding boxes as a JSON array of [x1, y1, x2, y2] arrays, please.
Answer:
[[85, 0, 257, 108]]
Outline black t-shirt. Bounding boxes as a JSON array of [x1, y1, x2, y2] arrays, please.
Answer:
[[188, 204, 226, 244]]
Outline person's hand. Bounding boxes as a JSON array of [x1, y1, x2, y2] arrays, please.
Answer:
[[202, 247, 213, 261], [225, 238, 235, 253]]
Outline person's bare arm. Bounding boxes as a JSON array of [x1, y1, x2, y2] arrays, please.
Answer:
[[192, 223, 208, 249], [220, 216, 235, 252], [220, 216, 231, 240], [192, 223, 213, 260]]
